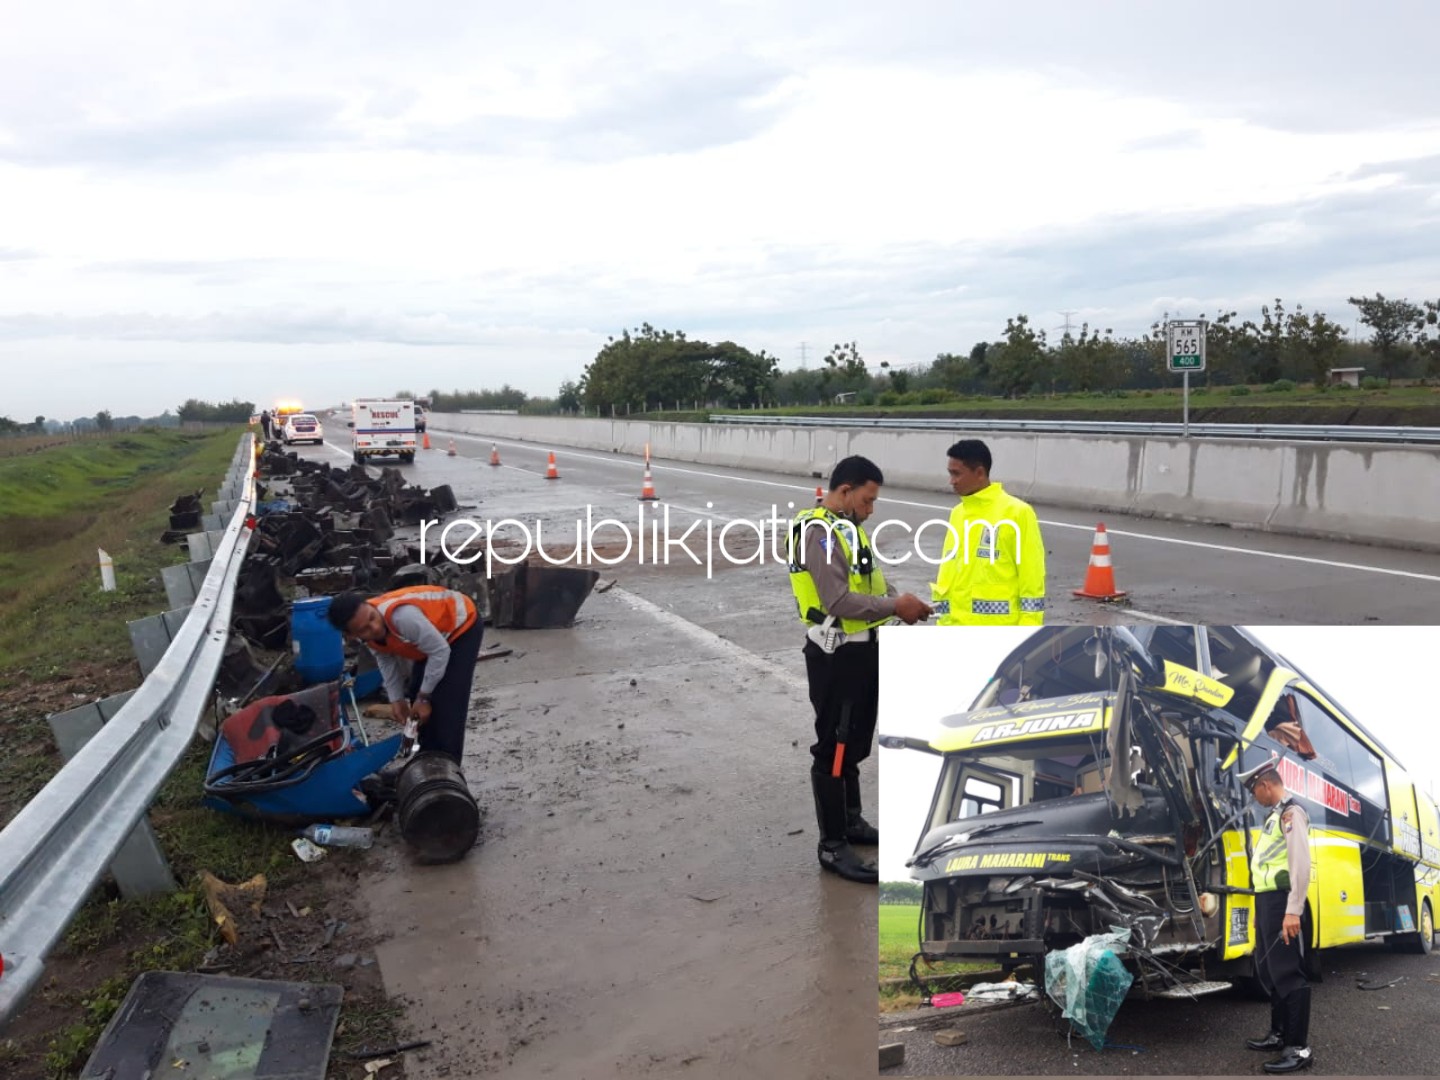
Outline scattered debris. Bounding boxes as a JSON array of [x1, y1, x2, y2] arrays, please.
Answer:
[[292, 837, 327, 863], [879, 1043, 905, 1069], [199, 870, 267, 947], [341, 1040, 433, 1060], [595, 579, 617, 593], [1357, 976, 1404, 991], [934, 1029, 968, 1047]]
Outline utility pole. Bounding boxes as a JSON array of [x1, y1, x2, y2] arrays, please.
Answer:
[[1058, 310, 1078, 340], [799, 341, 810, 369]]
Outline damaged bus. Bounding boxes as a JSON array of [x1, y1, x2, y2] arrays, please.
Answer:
[[885, 626, 1440, 999]]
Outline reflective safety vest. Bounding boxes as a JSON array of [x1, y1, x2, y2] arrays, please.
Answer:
[[368, 586, 477, 661], [787, 507, 889, 635], [931, 482, 1046, 627], [1251, 798, 1306, 893]]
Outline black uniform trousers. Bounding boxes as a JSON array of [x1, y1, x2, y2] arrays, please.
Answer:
[[404, 619, 483, 762], [1254, 890, 1312, 1046], [804, 636, 879, 781]]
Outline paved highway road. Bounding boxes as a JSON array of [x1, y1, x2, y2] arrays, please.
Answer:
[[405, 428, 1440, 625], [880, 942, 1440, 1076]]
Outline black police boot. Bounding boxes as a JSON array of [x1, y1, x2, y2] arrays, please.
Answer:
[[813, 774, 878, 884], [843, 774, 879, 846], [1247, 994, 1286, 1051], [1261, 988, 1313, 1072], [1262, 1046, 1312, 1074]]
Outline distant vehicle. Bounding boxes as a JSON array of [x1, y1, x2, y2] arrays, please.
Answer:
[[414, 405, 427, 432], [282, 413, 324, 445], [274, 400, 305, 421], [350, 398, 416, 464]]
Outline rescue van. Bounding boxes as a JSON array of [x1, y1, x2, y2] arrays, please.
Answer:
[[886, 625, 1439, 997], [350, 398, 417, 464]]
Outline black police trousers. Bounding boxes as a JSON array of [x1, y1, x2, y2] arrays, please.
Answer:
[[1255, 890, 1312, 1046], [803, 637, 879, 781]]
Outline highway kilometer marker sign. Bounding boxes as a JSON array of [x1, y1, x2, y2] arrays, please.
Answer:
[[1167, 320, 1207, 372], [1167, 319, 1207, 437]]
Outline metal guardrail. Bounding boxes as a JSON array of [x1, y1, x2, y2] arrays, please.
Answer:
[[709, 414, 1440, 444], [0, 435, 256, 1027]]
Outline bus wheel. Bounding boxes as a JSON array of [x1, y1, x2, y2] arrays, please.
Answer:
[[1408, 900, 1434, 955], [1390, 900, 1434, 955]]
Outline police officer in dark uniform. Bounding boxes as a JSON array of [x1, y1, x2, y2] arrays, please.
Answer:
[[1241, 753, 1314, 1073], [787, 455, 931, 883]]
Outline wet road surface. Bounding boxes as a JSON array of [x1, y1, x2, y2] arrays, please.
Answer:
[[301, 437, 876, 1078]]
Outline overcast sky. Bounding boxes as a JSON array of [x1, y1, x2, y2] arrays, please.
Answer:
[[878, 625, 1440, 882], [4, 1, 1440, 419]]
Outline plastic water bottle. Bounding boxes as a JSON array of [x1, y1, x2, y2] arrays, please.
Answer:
[[399, 716, 419, 756], [301, 824, 373, 849]]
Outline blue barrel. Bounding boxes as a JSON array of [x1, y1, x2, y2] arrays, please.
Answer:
[[291, 597, 345, 685]]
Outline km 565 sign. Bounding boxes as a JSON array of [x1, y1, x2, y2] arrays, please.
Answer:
[[1167, 320, 1207, 372]]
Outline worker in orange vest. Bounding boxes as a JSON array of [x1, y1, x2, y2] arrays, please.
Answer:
[[328, 586, 482, 762]]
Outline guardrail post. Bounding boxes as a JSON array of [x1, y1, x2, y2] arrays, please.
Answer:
[[127, 608, 194, 677], [46, 693, 177, 897], [161, 560, 212, 609], [186, 528, 227, 562]]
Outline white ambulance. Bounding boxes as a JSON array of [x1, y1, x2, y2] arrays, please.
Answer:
[[350, 398, 417, 464]]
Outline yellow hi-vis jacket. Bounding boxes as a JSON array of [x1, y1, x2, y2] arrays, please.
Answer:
[[1251, 798, 1306, 893], [787, 507, 890, 635], [931, 482, 1046, 626]]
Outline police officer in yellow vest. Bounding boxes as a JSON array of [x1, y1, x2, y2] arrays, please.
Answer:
[[1240, 753, 1314, 1074], [789, 455, 932, 883], [931, 439, 1046, 626]]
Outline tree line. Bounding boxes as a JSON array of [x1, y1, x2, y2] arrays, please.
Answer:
[[334, 293, 1440, 417]]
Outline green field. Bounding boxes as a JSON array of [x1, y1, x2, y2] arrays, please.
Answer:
[[879, 903, 993, 1012], [879, 903, 922, 981]]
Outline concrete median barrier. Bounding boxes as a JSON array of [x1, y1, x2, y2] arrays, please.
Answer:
[[432, 414, 1440, 552]]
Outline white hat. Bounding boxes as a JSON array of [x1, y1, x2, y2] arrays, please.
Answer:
[[1238, 752, 1281, 791]]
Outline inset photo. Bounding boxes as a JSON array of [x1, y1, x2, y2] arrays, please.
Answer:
[[878, 624, 1440, 1076]]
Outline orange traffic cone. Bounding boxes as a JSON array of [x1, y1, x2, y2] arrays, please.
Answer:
[[489, 443, 501, 467], [544, 451, 560, 480], [1074, 523, 1127, 600], [423, 429, 432, 450], [814, 486, 824, 505], [446, 438, 457, 457], [639, 464, 658, 501]]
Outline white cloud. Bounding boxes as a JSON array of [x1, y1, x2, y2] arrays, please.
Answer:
[[2, 1, 1440, 418]]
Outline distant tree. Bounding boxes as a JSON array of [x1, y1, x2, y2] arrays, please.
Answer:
[[1349, 293, 1422, 379], [1240, 299, 1289, 384], [32, 415, 45, 433], [1055, 324, 1124, 392], [1285, 305, 1348, 386], [0, 415, 20, 433], [823, 341, 867, 387], [430, 385, 529, 412], [1413, 300, 1440, 379], [95, 410, 114, 431], [988, 315, 1050, 397], [176, 398, 256, 422], [557, 380, 582, 412], [394, 389, 416, 400]]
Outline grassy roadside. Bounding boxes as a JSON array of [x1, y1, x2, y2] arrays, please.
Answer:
[[880, 903, 991, 1012], [0, 428, 402, 1079]]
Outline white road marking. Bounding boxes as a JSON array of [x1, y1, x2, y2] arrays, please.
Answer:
[[439, 430, 1440, 585], [607, 586, 807, 692]]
